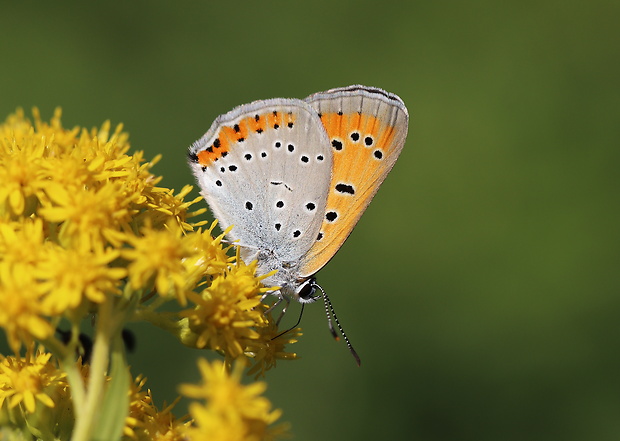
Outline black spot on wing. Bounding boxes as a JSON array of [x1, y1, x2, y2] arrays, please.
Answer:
[[335, 184, 355, 195]]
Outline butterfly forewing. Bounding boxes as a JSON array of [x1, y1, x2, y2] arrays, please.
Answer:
[[189, 99, 333, 264], [300, 85, 409, 276]]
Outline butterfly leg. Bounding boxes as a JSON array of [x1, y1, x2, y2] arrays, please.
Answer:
[[262, 291, 290, 325], [275, 296, 291, 326], [262, 294, 282, 315]]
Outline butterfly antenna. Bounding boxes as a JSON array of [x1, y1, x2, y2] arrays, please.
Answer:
[[320, 286, 339, 339], [314, 282, 361, 367], [273, 303, 305, 340]]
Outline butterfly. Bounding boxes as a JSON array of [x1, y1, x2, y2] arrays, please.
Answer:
[[188, 85, 409, 365]]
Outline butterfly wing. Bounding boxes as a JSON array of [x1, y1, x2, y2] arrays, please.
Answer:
[[188, 98, 333, 267], [299, 85, 409, 277]]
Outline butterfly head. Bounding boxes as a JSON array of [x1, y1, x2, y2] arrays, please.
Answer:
[[293, 277, 320, 304], [266, 267, 320, 304]]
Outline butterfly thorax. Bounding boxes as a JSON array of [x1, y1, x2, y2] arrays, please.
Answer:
[[242, 246, 317, 303]]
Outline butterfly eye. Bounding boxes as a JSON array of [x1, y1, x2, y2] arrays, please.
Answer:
[[297, 279, 317, 302]]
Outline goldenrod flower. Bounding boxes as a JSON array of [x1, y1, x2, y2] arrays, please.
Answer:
[[185, 221, 233, 278], [0, 116, 49, 218], [37, 243, 126, 313], [0, 220, 54, 351], [139, 401, 190, 441], [145, 184, 208, 233], [180, 259, 270, 360], [0, 270, 54, 353], [0, 347, 67, 415], [39, 181, 133, 249], [124, 223, 199, 303], [0, 218, 47, 283], [246, 317, 302, 379], [180, 359, 289, 441], [122, 374, 190, 441], [124, 375, 149, 439]]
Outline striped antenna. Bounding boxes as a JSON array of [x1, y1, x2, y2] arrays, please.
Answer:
[[313, 281, 361, 367]]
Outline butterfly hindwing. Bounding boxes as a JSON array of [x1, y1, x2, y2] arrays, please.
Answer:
[[189, 98, 333, 264], [300, 85, 409, 276]]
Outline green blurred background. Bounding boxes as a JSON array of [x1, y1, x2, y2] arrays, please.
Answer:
[[2, 1, 619, 439]]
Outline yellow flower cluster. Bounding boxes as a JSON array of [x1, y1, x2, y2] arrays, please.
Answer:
[[0, 346, 74, 440], [0, 108, 203, 352], [124, 375, 190, 441], [180, 359, 290, 441], [0, 347, 67, 415], [0, 109, 296, 440]]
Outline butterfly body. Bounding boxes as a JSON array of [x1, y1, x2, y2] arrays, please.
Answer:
[[189, 85, 408, 306]]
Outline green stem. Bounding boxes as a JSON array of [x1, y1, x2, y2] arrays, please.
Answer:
[[70, 297, 116, 441], [63, 360, 86, 419], [133, 308, 198, 347], [132, 307, 179, 334]]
